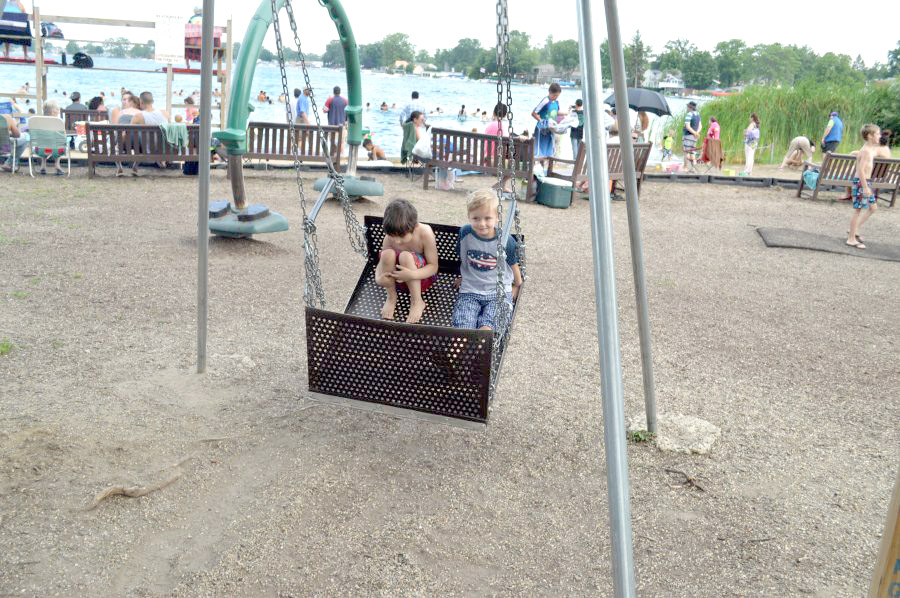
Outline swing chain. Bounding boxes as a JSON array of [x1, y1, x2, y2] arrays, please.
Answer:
[[279, 0, 368, 258], [489, 0, 513, 390], [271, 0, 325, 308]]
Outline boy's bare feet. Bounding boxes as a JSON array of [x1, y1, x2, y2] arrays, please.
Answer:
[[381, 296, 397, 320], [407, 298, 426, 323]]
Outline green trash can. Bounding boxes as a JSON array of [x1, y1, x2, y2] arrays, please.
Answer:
[[535, 176, 573, 209]]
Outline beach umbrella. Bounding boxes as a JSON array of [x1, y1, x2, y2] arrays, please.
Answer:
[[603, 87, 671, 116]]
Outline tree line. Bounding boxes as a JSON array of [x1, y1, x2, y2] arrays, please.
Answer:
[[319, 32, 900, 90]]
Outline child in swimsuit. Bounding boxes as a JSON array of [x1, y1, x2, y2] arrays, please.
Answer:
[[846, 124, 891, 249], [375, 199, 439, 324]]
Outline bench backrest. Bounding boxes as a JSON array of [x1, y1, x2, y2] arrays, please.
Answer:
[[245, 121, 342, 166], [818, 152, 858, 182], [871, 157, 900, 189], [428, 127, 535, 177], [62, 109, 107, 133], [86, 123, 201, 161], [607, 142, 653, 179]]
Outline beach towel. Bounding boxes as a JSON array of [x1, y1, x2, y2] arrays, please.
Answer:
[[400, 121, 418, 164], [159, 123, 189, 151], [0, 1, 31, 48], [802, 169, 819, 190]]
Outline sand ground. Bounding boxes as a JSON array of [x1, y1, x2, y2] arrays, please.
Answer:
[[0, 165, 897, 596]]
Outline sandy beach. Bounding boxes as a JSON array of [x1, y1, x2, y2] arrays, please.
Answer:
[[0, 167, 897, 596]]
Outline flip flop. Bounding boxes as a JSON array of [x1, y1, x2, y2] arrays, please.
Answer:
[[846, 231, 863, 243], [845, 240, 866, 250]]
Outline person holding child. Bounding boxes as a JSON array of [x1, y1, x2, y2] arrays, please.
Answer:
[[531, 82, 561, 166], [741, 113, 760, 176], [452, 190, 523, 331], [375, 199, 439, 324], [846, 124, 891, 250]]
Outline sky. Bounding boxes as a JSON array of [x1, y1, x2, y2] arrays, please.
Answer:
[[24, 0, 899, 67]]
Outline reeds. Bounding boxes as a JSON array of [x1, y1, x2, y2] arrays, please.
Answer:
[[676, 83, 880, 164]]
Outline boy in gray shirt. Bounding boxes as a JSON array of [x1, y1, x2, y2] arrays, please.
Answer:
[[452, 190, 522, 330]]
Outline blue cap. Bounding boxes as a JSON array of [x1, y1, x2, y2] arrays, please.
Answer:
[[830, 111, 839, 116]]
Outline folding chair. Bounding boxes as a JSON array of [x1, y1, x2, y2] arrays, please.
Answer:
[[27, 116, 70, 177]]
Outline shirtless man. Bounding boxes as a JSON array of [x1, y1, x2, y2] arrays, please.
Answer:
[[846, 124, 890, 249], [374, 199, 439, 324]]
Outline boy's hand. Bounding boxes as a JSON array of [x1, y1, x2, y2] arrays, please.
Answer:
[[390, 265, 417, 283], [511, 285, 520, 300], [454, 277, 461, 289]]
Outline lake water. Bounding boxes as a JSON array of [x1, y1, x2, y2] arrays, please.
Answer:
[[1, 56, 694, 158]]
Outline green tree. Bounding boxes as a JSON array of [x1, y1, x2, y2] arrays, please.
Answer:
[[600, 39, 612, 86], [508, 30, 538, 76], [380, 33, 414, 66], [655, 38, 695, 74], [358, 42, 383, 69], [322, 40, 344, 67], [540, 35, 553, 63], [259, 47, 275, 62], [812, 52, 864, 85], [103, 37, 128, 58], [84, 43, 104, 55], [65, 40, 81, 54], [550, 39, 579, 76], [714, 39, 746, 86], [415, 49, 431, 64], [129, 40, 155, 59], [888, 40, 900, 76], [443, 38, 483, 71], [682, 50, 716, 88], [624, 31, 651, 87]]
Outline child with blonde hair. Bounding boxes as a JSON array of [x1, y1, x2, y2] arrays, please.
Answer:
[[452, 190, 522, 330]]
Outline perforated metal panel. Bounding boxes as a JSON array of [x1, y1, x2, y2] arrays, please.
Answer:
[[304, 216, 522, 424]]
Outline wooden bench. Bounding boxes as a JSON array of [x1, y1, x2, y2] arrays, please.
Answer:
[[244, 121, 342, 168], [424, 127, 536, 200], [62, 109, 107, 134], [798, 152, 900, 207], [86, 123, 201, 178], [544, 142, 653, 203]]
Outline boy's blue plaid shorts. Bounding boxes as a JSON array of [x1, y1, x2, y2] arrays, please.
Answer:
[[452, 292, 513, 330]]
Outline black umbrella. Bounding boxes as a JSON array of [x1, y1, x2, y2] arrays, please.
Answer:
[[603, 87, 671, 116]]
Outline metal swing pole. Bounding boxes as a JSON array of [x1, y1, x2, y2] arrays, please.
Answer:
[[576, 0, 637, 595], [603, 0, 658, 435], [197, 0, 215, 374]]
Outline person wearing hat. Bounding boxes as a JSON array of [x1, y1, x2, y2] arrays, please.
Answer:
[[821, 111, 844, 154], [682, 100, 702, 171]]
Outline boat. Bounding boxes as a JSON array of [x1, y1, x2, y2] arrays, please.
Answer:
[[557, 80, 577, 88]]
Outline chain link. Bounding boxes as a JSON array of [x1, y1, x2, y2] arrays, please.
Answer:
[[489, 0, 516, 393], [271, 0, 325, 308], [283, 0, 367, 258]]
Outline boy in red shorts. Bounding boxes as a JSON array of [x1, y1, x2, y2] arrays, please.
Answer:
[[375, 199, 439, 323]]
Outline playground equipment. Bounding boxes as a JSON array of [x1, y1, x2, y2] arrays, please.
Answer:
[[193, 0, 653, 592], [209, 0, 383, 237], [247, 0, 524, 423]]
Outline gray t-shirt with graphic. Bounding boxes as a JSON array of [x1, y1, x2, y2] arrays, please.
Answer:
[[457, 224, 519, 296]]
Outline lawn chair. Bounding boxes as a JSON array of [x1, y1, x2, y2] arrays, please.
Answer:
[[27, 116, 70, 178], [0, 121, 16, 172]]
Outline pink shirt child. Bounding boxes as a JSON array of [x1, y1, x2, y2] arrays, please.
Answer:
[[707, 121, 721, 140]]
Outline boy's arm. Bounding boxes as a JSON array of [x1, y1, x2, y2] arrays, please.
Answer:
[[510, 263, 523, 300], [392, 226, 439, 281]]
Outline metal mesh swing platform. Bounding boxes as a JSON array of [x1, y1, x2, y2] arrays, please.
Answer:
[[305, 215, 522, 426]]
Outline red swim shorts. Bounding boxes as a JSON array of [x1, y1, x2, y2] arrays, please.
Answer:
[[380, 250, 437, 292]]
